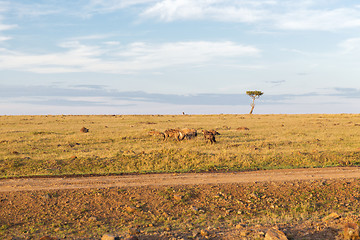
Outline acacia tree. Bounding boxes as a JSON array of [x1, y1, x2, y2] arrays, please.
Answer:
[[246, 90, 264, 114]]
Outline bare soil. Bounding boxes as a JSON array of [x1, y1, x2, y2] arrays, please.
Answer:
[[2, 167, 360, 192], [1, 167, 360, 239]]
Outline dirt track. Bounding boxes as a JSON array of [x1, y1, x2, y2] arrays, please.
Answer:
[[1, 167, 360, 192]]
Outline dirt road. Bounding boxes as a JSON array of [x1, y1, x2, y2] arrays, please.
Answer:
[[1, 167, 359, 192]]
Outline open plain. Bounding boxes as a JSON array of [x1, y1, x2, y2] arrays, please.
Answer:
[[1, 114, 360, 239]]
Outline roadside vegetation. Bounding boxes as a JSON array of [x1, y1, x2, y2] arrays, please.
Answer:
[[1, 114, 360, 178]]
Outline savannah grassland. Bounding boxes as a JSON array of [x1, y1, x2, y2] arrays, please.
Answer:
[[1, 114, 360, 178], [1, 114, 360, 239]]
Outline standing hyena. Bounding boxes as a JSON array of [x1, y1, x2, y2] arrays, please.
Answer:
[[164, 129, 185, 141], [181, 128, 198, 140], [202, 130, 217, 144]]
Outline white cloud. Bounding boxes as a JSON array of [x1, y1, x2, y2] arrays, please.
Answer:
[[83, 0, 158, 15], [0, 4, 16, 31], [0, 11, 16, 44], [339, 38, 360, 53], [0, 41, 101, 73], [0, 40, 260, 74], [114, 41, 260, 72], [0, 21, 15, 31], [80, 1, 360, 32], [66, 34, 111, 41], [140, 0, 360, 31], [0, 36, 11, 41], [281, 48, 310, 56], [142, 0, 270, 22], [3, 0, 360, 32], [0, 0, 61, 17], [276, 8, 360, 31]]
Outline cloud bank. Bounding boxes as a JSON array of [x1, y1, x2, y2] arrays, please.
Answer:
[[1, 84, 359, 115], [140, 0, 360, 31], [0, 40, 260, 73]]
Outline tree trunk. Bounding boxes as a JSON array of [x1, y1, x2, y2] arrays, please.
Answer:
[[249, 98, 255, 114], [249, 105, 254, 114]]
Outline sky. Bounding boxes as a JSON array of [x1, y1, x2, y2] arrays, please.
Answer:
[[0, 0, 360, 115]]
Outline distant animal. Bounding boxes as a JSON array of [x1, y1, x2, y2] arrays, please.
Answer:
[[208, 129, 220, 135], [164, 129, 185, 141], [148, 130, 165, 139], [181, 128, 198, 140], [80, 127, 89, 133], [236, 127, 249, 131], [202, 130, 216, 144]]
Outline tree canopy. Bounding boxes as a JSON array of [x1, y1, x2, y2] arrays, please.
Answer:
[[246, 91, 264, 98]]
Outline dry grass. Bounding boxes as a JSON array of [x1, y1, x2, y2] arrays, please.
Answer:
[[1, 114, 360, 178]]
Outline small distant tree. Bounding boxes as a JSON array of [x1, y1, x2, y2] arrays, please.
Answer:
[[246, 90, 264, 114]]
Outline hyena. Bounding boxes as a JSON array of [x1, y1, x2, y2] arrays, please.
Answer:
[[148, 130, 165, 140], [164, 129, 185, 141], [208, 129, 220, 135], [181, 128, 198, 140], [80, 127, 89, 133], [202, 130, 216, 144]]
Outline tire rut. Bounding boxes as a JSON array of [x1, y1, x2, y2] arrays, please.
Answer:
[[1, 167, 359, 192]]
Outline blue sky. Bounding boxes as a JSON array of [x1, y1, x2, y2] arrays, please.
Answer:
[[0, 0, 360, 115]]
